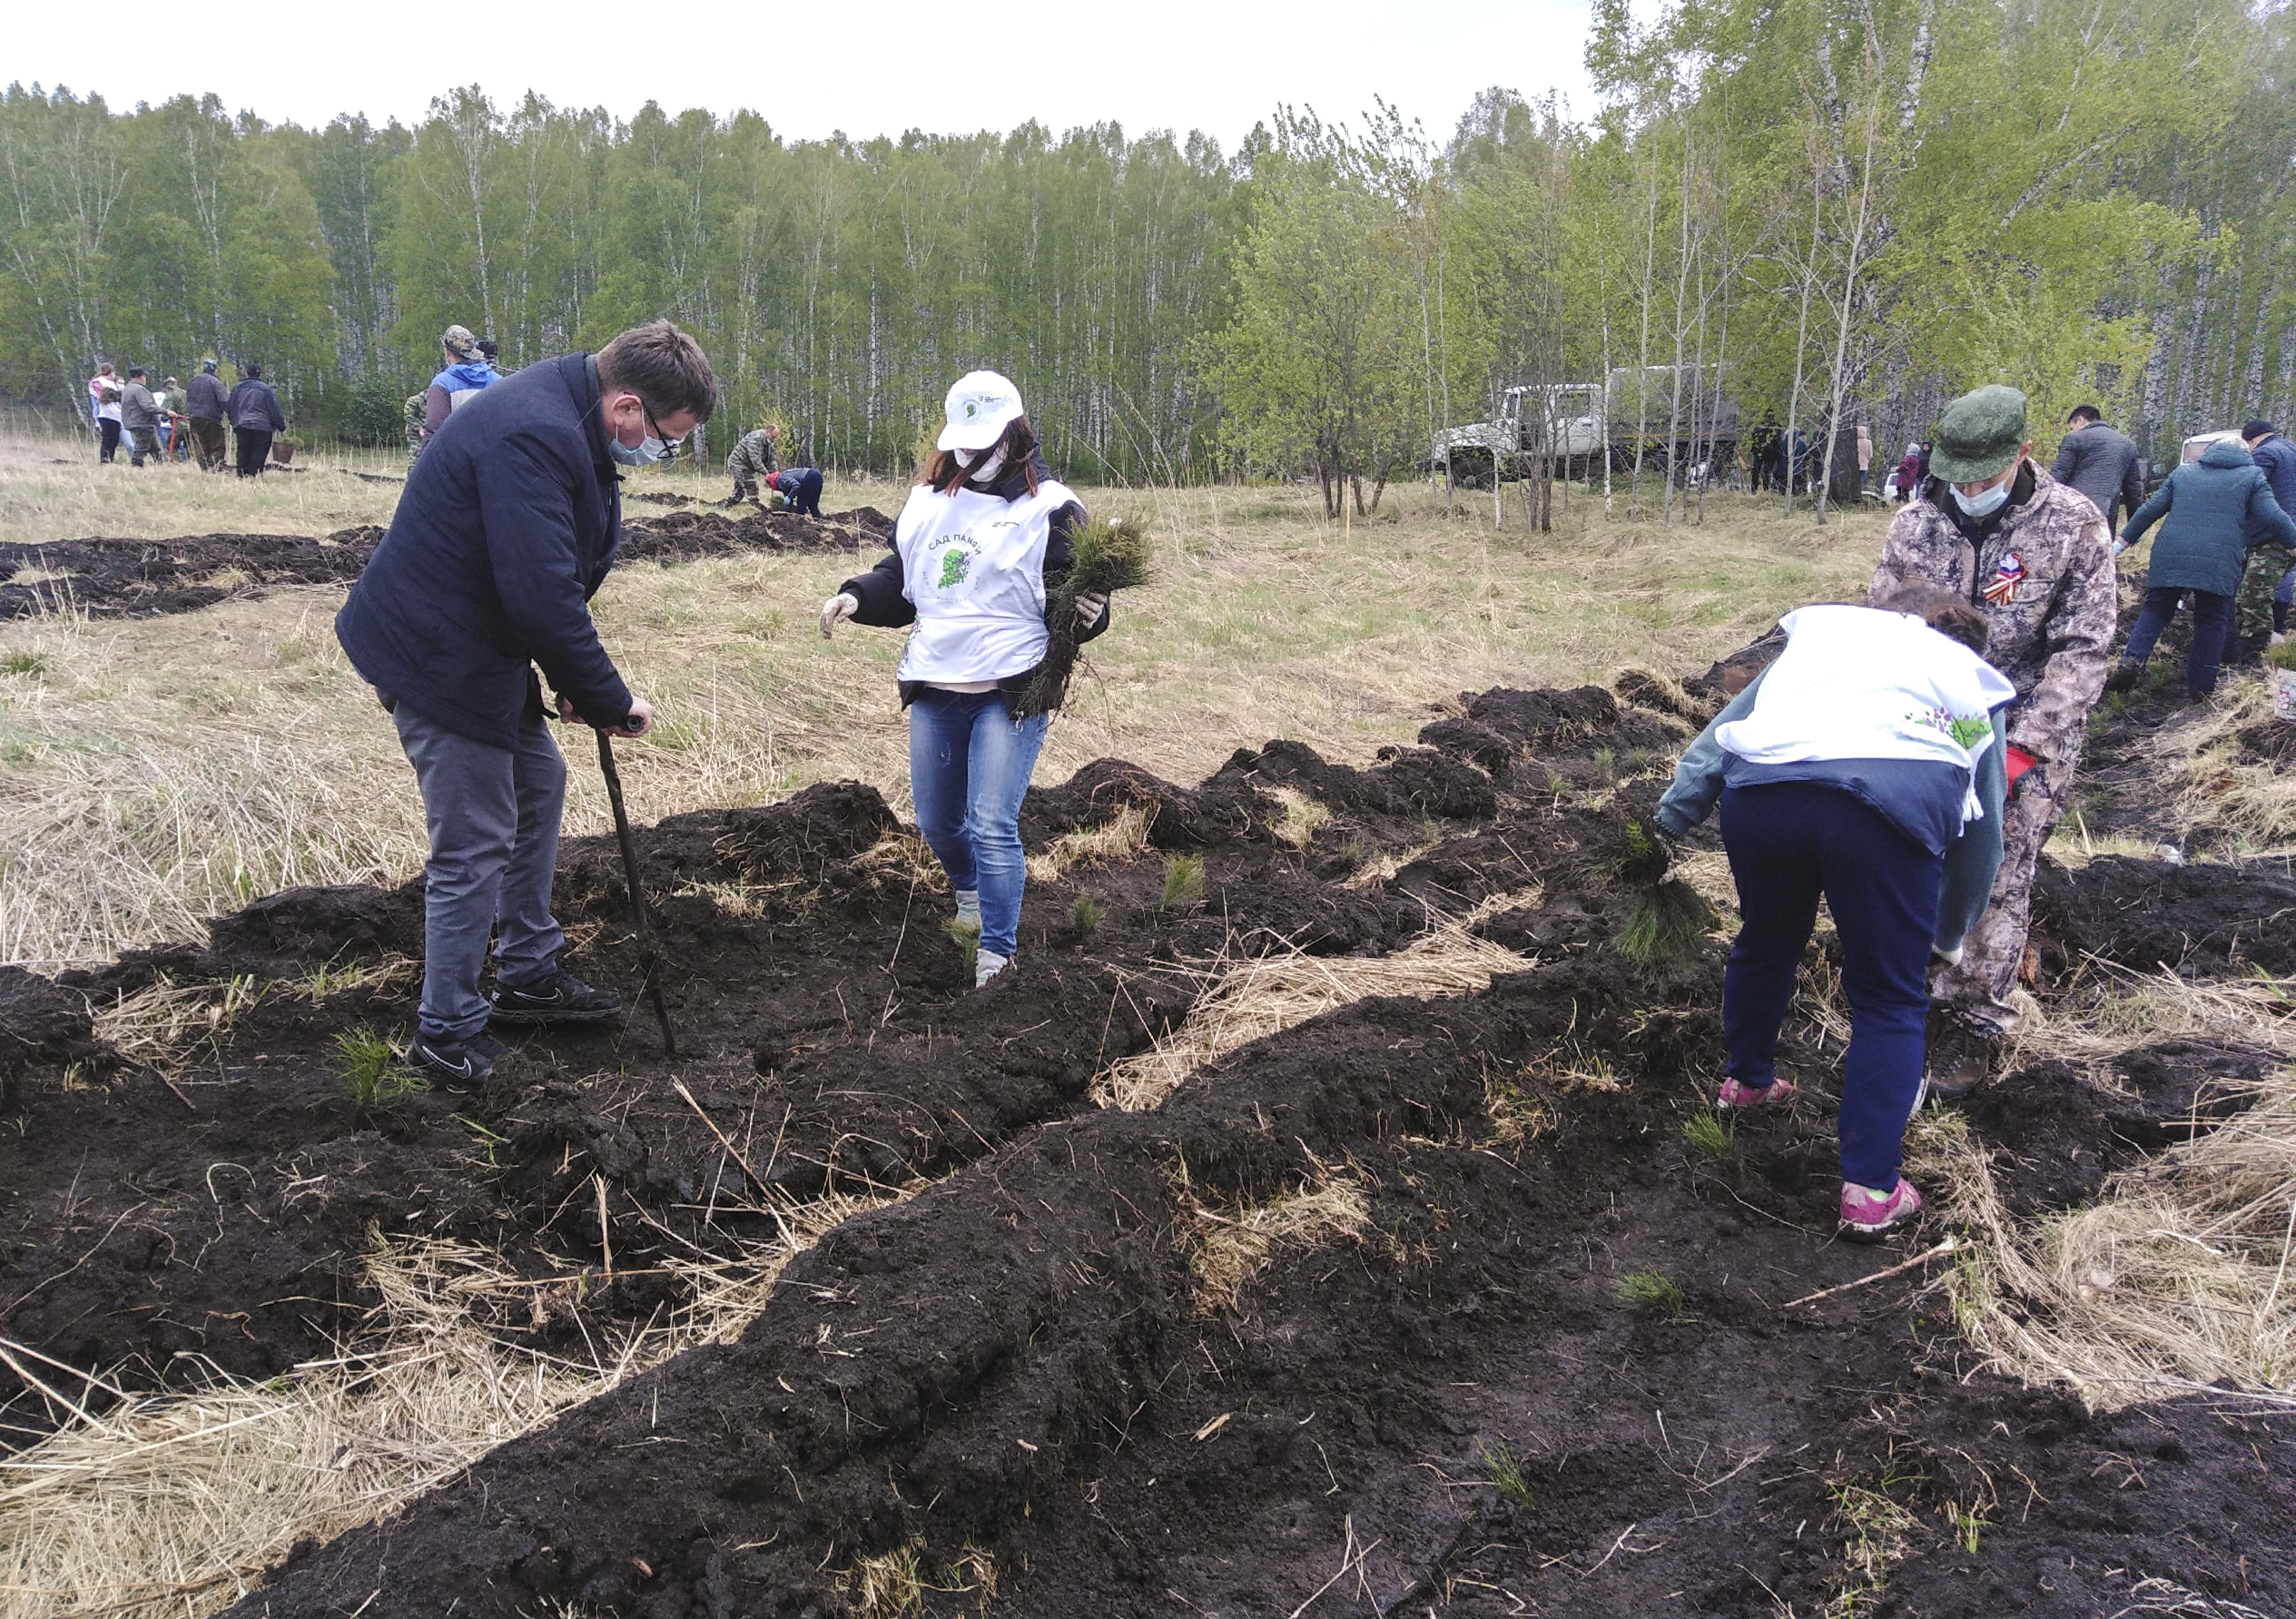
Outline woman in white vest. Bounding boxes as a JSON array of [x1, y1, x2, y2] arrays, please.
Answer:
[[819, 371, 1110, 986], [1654, 587, 2015, 1240]]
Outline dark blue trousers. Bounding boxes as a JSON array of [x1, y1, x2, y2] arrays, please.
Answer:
[[2123, 585, 2232, 697], [1719, 782, 1943, 1191]]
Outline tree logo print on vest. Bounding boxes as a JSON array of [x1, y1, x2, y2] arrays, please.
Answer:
[[1984, 551, 2025, 606], [936, 545, 972, 589]]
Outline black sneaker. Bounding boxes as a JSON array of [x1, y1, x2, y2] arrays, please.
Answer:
[[488, 968, 624, 1025], [408, 1031, 505, 1089]]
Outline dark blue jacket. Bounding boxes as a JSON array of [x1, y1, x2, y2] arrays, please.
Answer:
[[2253, 433, 2296, 525], [2123, 439, 2296, 596], [336, 352, 633, 746]]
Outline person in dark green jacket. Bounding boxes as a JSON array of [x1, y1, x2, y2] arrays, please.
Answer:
[[2110, 439, 2296, 698]]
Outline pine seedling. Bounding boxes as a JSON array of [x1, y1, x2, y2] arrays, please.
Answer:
[[1614, 1269, 1687, 1317], [1069, 893, 1106, 939], [1681, 1105, 1735, 1160], [1478, 1440, 1537, 1508], [1010, 515, 1153, 718], [335, 1025, 427, 1109], [1160, 854, 1207, 910], [943, 916, 981, 984], [1617, 881, 1716, 963]]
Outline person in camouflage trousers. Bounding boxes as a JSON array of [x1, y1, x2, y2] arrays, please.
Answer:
[[2226, 419, 2296, 664], [724, 422, 779, 504], [404, 392, 428, 465], [1867, 385, 2115, 1099]]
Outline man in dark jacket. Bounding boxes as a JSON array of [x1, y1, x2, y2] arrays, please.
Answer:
[[2236, 419, 2296, 648], [119, 368, 163, 468], [2111, 437, 2296, 697], [185, 360, 228, 472], [226, 364, 287, 478], [336, 320, 715, 1085], [2050, 406, 2143, 534]]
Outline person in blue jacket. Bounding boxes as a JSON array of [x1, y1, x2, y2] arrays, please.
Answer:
[[2110, 437, 2296, 698], [1655, 587, 2015, 1239], [417, 324, 499, 456], [336, 320, 716, 1085]]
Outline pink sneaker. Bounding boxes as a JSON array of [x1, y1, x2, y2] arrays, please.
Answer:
[[1839, 1179, 1923, 1241], [1717, 1076, 1796, 1109]]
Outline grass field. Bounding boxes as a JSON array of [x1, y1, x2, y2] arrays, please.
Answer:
[[0, 423, 1882, 966]]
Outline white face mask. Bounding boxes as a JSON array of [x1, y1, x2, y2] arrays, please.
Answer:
[[1951, 477, 2014, 519], [953, 444, 1007, 483]]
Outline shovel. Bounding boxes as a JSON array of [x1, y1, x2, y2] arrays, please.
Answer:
[[595, 729, 677, 1060]]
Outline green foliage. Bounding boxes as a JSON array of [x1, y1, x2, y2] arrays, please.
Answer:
[[1478, 1439, 1537, 1508], [1010, 516, 1153, 718], [0, 650, 53, 676], [943, 917, 981, 984], [1160, 854, 1207, 911], [1681, 1105, 1736, 1160], [334, 1025, 427, 1109], [1616, 880, 1715, 963], [1069, 893, 1106, 939], [1614, 1269, 1688, 1317]]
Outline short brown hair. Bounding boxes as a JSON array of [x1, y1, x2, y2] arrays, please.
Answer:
[[920, 416, 1040, 497], [1878, 584, 1988, 654], [596, 319, 716, 422]]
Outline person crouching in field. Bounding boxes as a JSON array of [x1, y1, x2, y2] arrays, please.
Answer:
[[1655, 588, 2015, 1239], [335, 319, 715, 1086], [818, 370, 1109, 988], [764, 465, 823, 518], [2110, 433, 2296, 697]]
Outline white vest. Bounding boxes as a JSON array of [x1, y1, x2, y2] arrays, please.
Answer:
[[893, 478, 1079, 685], [1715, 605, 2017, 823]]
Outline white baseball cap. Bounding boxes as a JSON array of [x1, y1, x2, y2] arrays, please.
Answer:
[[937, 370, 1025, 451]]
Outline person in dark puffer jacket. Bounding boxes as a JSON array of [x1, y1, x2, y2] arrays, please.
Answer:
[[336, 320, 714, 1087], [2113, 437, 2296, 699]]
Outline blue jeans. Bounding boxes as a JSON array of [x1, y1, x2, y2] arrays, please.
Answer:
[[908, 688, 1049, 960], [392, 702, 568, 1041], [2123, 585, 2232, 696], [1720, 782, 1943, 1191]]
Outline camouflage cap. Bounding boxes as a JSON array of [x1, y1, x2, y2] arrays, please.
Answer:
[[1930, 385, 2030, 483], [442, 324, 479, 357]]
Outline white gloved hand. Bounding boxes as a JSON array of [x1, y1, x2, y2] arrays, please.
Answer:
[[1075, 591, 1109, 628], [820, 592, 858, 639]]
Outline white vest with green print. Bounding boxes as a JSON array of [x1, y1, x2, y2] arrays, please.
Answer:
[[893, 478, 1079, 685]]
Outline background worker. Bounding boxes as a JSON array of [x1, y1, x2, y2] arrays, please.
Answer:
[[421, 324, 498, 449], [2051, 404, 2144, 535], [724, 420, 779, 504], [334, 319, 714, 1086], [156, 377, 186, 459], [2113, 431, 2296, 694], [475, 336, 508, 373], [227, 363, 286, 477], [87, 362, 122, 462], [185, 360, 228, 471], [819, 370, 1110, 989], [2230, 419, 2296, 654], [1868, 384, 2114, 1101], [1656, 589, 2015, 1239], [118, 367, 163, 468], [765, 465, 823, 518]]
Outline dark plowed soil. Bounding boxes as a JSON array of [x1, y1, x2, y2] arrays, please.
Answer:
[[3, 681, 2291, 1616], [0, 507, 894, 619], [2035, 852, 2296, 977]]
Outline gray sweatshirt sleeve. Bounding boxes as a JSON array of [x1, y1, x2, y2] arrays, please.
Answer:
[[1652, 667, 1768, 835]]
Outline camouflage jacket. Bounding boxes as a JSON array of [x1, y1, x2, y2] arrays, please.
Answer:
[[727, 429, 777, 477], [1867, 464, 2114, 772]]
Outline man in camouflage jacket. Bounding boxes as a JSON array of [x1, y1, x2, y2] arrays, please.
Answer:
[[1867, 385, 2115, 1095], [724, 422, 779, 504], [404, 391, 428, 465]]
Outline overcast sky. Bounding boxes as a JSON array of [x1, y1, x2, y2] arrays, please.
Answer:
[[10, 0, 1601, 153]]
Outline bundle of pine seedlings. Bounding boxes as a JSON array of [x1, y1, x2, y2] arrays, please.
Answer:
[[1010, 515, 1151, 718], [1616, 817, 1718, 964]]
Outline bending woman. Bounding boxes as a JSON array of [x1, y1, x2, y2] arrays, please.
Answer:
[[819, 370, 1109, 986], [1654, 588, 2015, 1239]]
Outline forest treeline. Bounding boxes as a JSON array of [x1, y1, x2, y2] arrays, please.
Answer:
[[1, 0, 2290, 504]]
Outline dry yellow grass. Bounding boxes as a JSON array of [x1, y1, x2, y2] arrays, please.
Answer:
[[1187, 1170, 1373, 1316], [0, 421, 1883, 966], [0, 1187, 906, 1619]]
